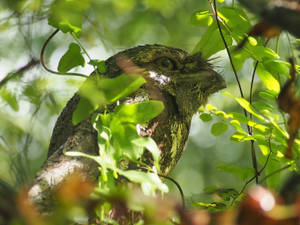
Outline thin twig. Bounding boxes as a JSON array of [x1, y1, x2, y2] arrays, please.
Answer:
[[158, 173, 185, 209], [232, 130, 273, 205], [0, 58, 40, 87], [248, 56, 259, 184], [212, 0, 260, 183], [71, 32, 92, 61], [258, 129, 273, 175], [212, 0, 245, 99], [40, 29, 87, 78], [259, 165, 291, 183], [249, 61, 259, 105], [248, 39, 270, 184], [250, 141, 258, 183]]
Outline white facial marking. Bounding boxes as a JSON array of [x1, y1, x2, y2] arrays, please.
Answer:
[[149, 71, 171, 85]]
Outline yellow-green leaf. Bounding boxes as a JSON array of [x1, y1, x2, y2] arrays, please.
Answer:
[[256, 64, 280, 94]]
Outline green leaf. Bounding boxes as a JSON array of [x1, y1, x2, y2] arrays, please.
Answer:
[[263, 60, 290, 78], [218, 164, 254, 181], [252, 101, 273, 112], [259, 144, 270, 155], [204, 186, 239, 201], [252, 46, 279, 61], [96, 74, 146, 104], [72, 97, 97, 125], [48, 0, 91, 36], [0, 88, 19, 111], [200, 113, 213, 122], [198, 106, 205, 112], [113, 100, 164, 124], [219, 7, 251, 41], [215, 110, 230, 119], [258, 90, 277, 101], [231, 47, 250, 71], [265, 159, 281, 189], [229, 119, 245, 133], [248, 36, 257, 46], [235, 97, 265, 121], [58, 43, 85, 73], [120, 170, 168, 195], [256, 64, 280, 94], [229, 112, 250, 124], [206, 104, 217, 111], [192, 23, 232, 58], [89, 60, 106, 73], [132, 137, 160, 169], [111, 124, 144, 160], [230, 131, 253, 142], [193, 201, 226, 211], [189, 10, 213, 27], [211, 122, 228, 136], [74, 74, 146, 125]]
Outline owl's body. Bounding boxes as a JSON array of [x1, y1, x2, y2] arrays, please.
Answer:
[[30, 44, 225, 214], [47, 44, 225, 175]]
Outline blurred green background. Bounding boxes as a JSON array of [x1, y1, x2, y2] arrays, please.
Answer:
[[0, 0, 294, 203]]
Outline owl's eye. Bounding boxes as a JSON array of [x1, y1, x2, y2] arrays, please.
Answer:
[[155, 57, 176, 70]]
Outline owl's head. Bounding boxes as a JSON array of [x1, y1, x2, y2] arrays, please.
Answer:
[[104, 44, 226, 116]]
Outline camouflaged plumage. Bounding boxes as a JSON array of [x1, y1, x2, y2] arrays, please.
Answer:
[[48, 44, 225, 175]]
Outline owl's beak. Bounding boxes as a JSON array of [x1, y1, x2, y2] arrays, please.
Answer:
[[213, 70, 226, 92]]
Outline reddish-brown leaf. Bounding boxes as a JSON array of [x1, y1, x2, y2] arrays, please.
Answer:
[[277, 59, 300, 158], [236, 21, 281, 50], [55, 172, 95, 204]]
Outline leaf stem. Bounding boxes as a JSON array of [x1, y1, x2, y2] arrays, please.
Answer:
[[212, 0, 245, 100], [40, 29, 87, 78], [259, 165, 291, 183], [158, 174, 185, 209], [212, 0, 261, 183], [71, 32, 92, 61]]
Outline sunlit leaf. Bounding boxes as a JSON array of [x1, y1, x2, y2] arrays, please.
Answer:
[[132, 137, 160, 169], [219, 7, 251, 41], [248, 36, 257, 46], [58, 43, 85, 73], [235, 97, 265, 121], [189, 10, 213, 27], [215, 110, 230, 119], [206, 104, 217, 111], [231, 131, 253, 142], [96, 74, 146, 104], [0, 88, 19, 111], [48, 0, 91, 36], [263, 60, 290, 78], [111, 123, 144, 160], [74, 74, 146, 125], [192, 23, 232, 58], [72, 97, 98, 125], [256, 64, 280, 94], [89, 59, 106, 73], [113, 100, 164, 124], [231, 47, 250, 71], [252, 46, 279, 61], [120, 170, 168, 195]]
